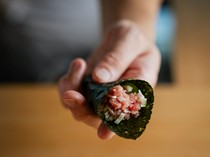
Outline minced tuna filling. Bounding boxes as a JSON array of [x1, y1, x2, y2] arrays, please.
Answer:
[[104, 85, 147, 124]]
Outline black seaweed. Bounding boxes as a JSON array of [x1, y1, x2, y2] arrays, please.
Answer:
[[83, 76, 154, 140]]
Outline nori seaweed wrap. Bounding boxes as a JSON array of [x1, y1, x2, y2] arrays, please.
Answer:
[[83, 76, 154, 140]]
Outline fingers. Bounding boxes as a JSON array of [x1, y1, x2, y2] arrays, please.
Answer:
[[63, 90, 115, 139], [62, 90, 85, 110], [121, 46, 161, 87], [63, 90, 116, 138], [66, 58, 87, 90], [98, 123, 115, 140], [62, 90, 101, 129], [58, 58, 86, 94], [59, 58, 103, 129]]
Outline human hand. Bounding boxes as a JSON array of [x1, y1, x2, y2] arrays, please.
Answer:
[[58, 58, 115, 139], [58, 20, 161, 140], [88, 20, 161, 86]]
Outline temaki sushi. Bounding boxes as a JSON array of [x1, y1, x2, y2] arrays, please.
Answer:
[[83, 76, 154, 140]]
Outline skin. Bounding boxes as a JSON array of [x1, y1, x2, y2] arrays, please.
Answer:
[[58, 0, 161, 140]]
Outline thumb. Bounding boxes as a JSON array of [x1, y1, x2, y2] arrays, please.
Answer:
[[92, 31, 148, 83], [92, 50, 139, 83]]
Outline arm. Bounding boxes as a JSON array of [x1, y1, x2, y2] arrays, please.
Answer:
[[101, 0, 162, 41]]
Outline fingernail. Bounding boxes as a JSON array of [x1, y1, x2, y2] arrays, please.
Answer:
[[68, 61, 80, 74], [95, 68, 111, 82], [98, 123, 115, 140], [72, 62, 81, 71], [63, 99, 76, 109]]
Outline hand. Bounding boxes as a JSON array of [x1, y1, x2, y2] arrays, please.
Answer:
[[88, 20, 161, 86], [59, 58, 114, 139], [58, 20, 161, 140]]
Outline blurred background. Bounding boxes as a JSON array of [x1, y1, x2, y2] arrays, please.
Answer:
[[0, 0, 176, 84], [1, 0, 210, 157], [0, 0, 102, 82], [0, 0, 210, 85]]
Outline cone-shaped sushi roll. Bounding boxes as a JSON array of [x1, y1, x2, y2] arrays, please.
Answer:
[[83, 76, 154, 140]]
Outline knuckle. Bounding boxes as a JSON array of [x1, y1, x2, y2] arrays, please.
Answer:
[[73, 114, 83, 121], [104, 52, 124, 70]]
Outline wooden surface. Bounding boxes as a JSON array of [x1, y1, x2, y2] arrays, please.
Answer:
[[173, 0, 210, 86], [0, 84, 210, 157]]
